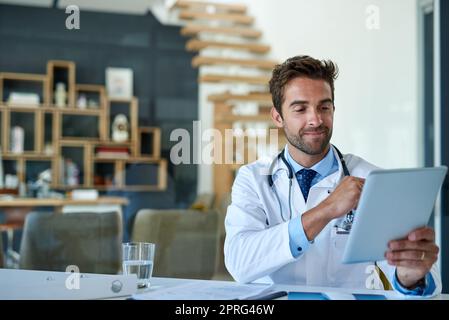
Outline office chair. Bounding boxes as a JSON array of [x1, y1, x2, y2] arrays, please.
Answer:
[[131, 209, 219, 280], [19, 211, 122, 274], [0, 232, 3, 268]]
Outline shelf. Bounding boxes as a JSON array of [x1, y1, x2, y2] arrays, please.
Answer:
[[216, 114, 273, 123], [208, 92, 272, 104], [186, 39, 271, 54], [2, 153, 53, 160], [0, 103, 50, 111], [173, 0, 247, 13], [93, 157, 130, 162], [179, 11, 254, 25], [0, 72, 49, 105], [0, 104, 101, 114], [181, 24, 262, 39], [93, 141, 132, 146], [192, 56, 277, 70], [75, 84, 106, 111], [199, 74, 270, 85], [58, 108, 102, 115]]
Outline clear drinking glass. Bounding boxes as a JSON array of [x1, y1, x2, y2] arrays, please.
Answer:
[[122, 242, 155, 288]]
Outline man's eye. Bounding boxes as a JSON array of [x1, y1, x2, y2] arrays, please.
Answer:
[[294, 108, 305, 113], [321, 104, 333, 111]]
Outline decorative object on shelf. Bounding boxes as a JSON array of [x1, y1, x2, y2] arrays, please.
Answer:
[[10, 126, 24, 154], [88, 99, 99, 109], [112, 114, 129, 142], [5, 174, 19, 189], [7, 92, 40, 106], [106, 67, 133, 99], [36, 169, 51, 198], [96, 146, 130, 159], [65, 159, 79, 186], [44, 143, 54, 155], [232, 102, 259, 116], [55, 82, 67, 108], [71, 189, 99, 200], [76, 93, 87, 109]]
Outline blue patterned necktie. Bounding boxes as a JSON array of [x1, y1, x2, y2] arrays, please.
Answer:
[[297, 169, 317, 202]]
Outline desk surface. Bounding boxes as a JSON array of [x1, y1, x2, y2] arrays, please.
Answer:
[[0, 196, 129, 207], [144, 277, 449, 300], [1, 269, 448, 300]]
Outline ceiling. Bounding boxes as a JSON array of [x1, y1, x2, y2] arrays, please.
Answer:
[[0, 0, 177, 15]]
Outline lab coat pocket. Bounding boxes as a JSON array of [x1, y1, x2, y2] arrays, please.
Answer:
[[327, 226, 370, 288]]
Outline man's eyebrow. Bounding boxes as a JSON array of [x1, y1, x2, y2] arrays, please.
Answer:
[[289, 100, 308, 107], [318, 98, 333, 105], [289, 98, 333, 107]]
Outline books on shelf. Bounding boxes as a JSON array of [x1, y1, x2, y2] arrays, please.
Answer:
[[8, 92, 40, 106], [95, 146, 130, 159]]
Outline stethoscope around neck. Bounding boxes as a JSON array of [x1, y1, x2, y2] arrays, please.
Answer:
[[267, 144, 354, 230]]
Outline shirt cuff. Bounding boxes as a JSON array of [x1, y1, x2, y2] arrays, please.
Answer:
[[392, 270, 436, 296], [288, 216, 312, 258]]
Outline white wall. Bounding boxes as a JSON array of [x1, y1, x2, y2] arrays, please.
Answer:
[[195, 0, 421, 192]]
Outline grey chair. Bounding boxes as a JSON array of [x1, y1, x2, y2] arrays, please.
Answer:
[[212, 193, 232, 280], [131, 209, 219, 280], [19, 211, 122, 274], [0, 233, 4, 268]]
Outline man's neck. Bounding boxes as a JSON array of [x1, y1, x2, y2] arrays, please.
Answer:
[[288, 143, 330, 168]]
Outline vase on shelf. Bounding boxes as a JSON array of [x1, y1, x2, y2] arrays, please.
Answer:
[[55, 82, 67, 108]]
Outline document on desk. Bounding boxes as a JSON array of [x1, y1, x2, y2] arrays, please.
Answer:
[[132, 282, 285, 300]]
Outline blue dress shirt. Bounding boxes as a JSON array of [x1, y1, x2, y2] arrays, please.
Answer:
[[286, 145, 338, 258]]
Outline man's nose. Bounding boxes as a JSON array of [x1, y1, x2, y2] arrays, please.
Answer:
[[307, 109, 323, 126]]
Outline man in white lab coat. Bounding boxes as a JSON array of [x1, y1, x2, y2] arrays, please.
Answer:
[[224, 55, 441, 296]]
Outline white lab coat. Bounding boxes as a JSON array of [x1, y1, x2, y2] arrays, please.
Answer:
[[224, 145, 441, 294]]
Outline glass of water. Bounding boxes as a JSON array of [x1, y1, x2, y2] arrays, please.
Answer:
[[122, 242, 155, 288]]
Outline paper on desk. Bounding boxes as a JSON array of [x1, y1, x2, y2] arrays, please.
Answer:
[[132, 282, 275, 300]]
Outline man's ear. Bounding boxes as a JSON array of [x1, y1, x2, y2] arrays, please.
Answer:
[[271, 107, 283, 128]]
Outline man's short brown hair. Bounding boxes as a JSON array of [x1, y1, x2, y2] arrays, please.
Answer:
[[269, 55, 339, 116]]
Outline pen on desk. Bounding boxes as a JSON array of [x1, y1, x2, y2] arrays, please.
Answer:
[[253, 291, 288, 300]]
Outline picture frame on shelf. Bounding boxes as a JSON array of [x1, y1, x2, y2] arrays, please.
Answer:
[[106, 67, 133, 99]]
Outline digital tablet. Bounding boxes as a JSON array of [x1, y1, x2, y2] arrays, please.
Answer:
[[342, 166, 448, 264]]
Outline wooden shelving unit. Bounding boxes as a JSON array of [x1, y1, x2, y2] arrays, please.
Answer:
[[181, 24, 262, 38], [179, 11, 254, 25], [199, 74, 271, 85], [0, 60, 167, 192], [191, 56, 277, 70], [186, 39, 271, 53], [173, 0, 247, 13]]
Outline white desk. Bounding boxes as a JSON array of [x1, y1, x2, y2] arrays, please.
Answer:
[[143, 277, 449, 300], [1, 269, 449, 300]]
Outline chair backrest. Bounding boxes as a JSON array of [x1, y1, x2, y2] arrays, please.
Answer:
[[213, 193, 232, 280], [0, 233, 3, 268], [190, 193, 215, 211], [19, 211, 122, 274], [131, 209, 219, 280]]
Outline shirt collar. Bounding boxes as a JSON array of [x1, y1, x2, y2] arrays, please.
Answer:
[[284, 145, 336, 178]]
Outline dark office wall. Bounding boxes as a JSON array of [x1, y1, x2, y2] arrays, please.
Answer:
[[0, 4, 199, 241], [440, 0, 449, 293]]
